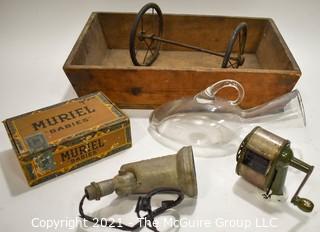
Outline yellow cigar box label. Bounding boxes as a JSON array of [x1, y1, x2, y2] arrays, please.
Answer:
[[3, 92, 132, 186]]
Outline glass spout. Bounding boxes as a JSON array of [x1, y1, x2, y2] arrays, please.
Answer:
[[240, 89, 306, 127]]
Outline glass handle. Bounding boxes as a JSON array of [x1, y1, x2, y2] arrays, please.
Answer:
[[195, 79, 245, 105]]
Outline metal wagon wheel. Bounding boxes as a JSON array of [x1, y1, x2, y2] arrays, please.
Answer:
[[221, 22, 248, 68], [129, 2, 163, 66]]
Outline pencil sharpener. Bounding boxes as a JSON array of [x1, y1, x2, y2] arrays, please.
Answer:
[[236, 126, 314, 212]]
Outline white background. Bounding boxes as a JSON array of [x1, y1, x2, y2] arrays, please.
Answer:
[[0, 0, 319, 231]]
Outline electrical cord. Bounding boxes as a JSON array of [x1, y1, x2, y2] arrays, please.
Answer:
[[79, 187, 184, 231]]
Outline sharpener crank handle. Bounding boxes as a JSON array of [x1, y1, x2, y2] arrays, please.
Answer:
[[289, 157, 314, 212]]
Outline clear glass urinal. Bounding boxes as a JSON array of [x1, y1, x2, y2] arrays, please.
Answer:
[[149, 80, 306, 157]]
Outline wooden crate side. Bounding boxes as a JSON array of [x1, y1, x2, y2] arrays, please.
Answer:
[[64, 13, 108, 66], [64, 67, 299, 109], [256, 19, 301, 72], [97, 13, 267, 53], [161, 15, 267, 53], [97, 13, 135, 50]]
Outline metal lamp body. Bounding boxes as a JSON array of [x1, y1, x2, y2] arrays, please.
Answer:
[[85, 146, 197, 200]]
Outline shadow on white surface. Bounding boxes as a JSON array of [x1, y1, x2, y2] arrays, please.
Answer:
[[61, 85, 78, 101], [0, 149, 31, 196], [173, 197, 197, 216], [233, 178, 311, 232], [124, 109, 153, 119]]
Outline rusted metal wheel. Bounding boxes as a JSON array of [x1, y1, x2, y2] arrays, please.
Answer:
[[221, 22, 248, 68], [129, 3, 163, 66]]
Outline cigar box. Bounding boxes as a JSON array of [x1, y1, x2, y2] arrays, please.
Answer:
[[3, 92, 131, 186]]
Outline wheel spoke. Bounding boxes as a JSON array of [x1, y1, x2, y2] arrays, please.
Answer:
[[143, 40, 151, 64], [149, 40, 155, 56], [228, 60, 235, 68], [142, 10, 152, 35], [142, 39, 155, 63], [143, 40, 151, 49], [143, 48, 150, 64], [144, 39, 155, 53]]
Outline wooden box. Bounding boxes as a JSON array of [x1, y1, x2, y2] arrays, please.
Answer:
[[3, 92, 131, 186], [64, 12, 301, 109]]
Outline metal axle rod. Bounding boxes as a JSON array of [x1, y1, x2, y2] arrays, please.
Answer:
[[142, 34, 238, 61]]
